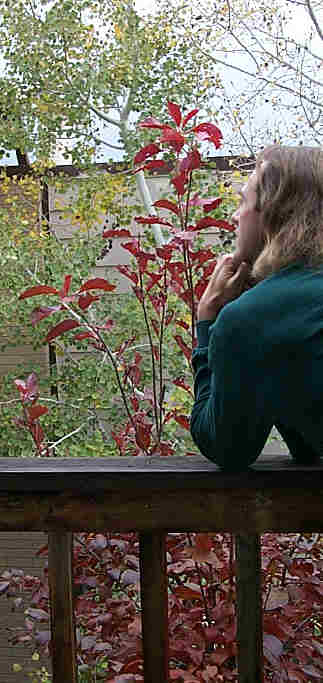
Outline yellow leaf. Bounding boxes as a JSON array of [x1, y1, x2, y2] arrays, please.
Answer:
[[114, 24, 124, 40]]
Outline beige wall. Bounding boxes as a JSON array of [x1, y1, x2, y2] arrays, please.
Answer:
[[0, 180, 48, 381]]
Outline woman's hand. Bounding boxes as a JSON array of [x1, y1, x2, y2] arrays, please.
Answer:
[[197, 255, 250, 321]]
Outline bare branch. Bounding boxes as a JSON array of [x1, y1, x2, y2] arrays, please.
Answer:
[[90, 105, 122, 128], [93, 136, 123, 151], [195, 44, 323, 111], [305, 0, 323, 41]]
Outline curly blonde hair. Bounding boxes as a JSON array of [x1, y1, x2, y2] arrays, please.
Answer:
[[251, 145, 323, 282]]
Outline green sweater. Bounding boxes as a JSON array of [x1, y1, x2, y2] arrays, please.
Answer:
[[190, 263, 323, 471]]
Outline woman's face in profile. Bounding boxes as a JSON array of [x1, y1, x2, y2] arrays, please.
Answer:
[[232, 170, 264, 265]]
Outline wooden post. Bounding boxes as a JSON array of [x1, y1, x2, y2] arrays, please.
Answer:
[[139, 532, 169, 683], [235, 533, 264, 683], [48, 532, 77, 683]]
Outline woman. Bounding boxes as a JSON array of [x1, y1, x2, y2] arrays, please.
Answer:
[[190, 145, 323, 470]]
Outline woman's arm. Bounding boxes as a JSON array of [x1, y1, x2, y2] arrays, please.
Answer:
[[275, 422, 321, 464], [190, 308, 273, 471]]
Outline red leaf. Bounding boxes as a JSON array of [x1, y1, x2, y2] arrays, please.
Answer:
[[134, 143, 161, 165], [78, 293, 100, 310], [74, 331, 97, 341], [31, 306, 61, 326], [171, 171, 188, 196], [138, 116, 165, 129], [30, 421, 45, 448], [174, 414, 190, 430], [130, 396, 140, 411], [167, 101, 182, 127], [190, 248, 215, 266], [151, 318, 159, 336], [194, 217, 235, 231], [194, 280, 208, 300], [192, 533, 214, 562], [182, 108, 199, 128], [26, 372, 39, 399], [180, 149, 201, 172], [14, 379, 26, 395], [203, 197, 223, 213], [28, 405, 48, 421], [19, 285, 58, 300], [174, 584, 202, 600], [156, 244, 176, 261], [79, 278, 116, 292], [160, 126, 185, 152], [15, 372, 39, 402], [146, 272, 162, 292], [103, 318, 114, 330], [153, 199, 180, 216], [174, 335, 191, 361], [117, 265, 138, 285], [173, 377, 193, 395], [193, 122, 223, 140], [176, 319, 189, 330], [102, 229, 132, 238], [134, 216, 173, 227], [152, 344, 159, 361], [165, 310, 175, 326], [135, 424, 151, 450], [121, 658, 144, 675], [121, 240, 139, 256], [60, 275, 72, 298], [144, 160, 167, 171], [195, 131, 223, 149], [45, 319, 80, 343]]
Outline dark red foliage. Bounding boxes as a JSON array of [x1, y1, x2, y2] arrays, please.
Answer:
[[3, 532, 322, 681]]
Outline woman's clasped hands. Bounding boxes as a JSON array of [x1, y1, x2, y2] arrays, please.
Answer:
[[197, 255, 250, 322]]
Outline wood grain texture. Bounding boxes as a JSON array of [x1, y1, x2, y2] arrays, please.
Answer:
[[0, 455, 321, 493], [0, 485, 321, 532], [139, 533, 169, 683], [48, 532, 77, 683], [236, 534, 263, 683]]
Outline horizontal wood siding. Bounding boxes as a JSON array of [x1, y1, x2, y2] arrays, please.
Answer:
[[0, 532, 49, 682]]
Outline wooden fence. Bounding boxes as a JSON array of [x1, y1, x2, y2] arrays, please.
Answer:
[[0, 453, 322, 683]]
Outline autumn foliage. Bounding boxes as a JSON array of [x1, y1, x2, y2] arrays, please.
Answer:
[[7, 103, 323, 681]]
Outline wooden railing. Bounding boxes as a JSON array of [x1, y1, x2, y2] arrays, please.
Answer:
[[0, 454, 322, 683]]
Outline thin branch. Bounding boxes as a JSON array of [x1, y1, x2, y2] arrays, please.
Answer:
[[195, 44, 323, 110], [46, 417, 94, 451], [90, 105, 121, 128], [305, 0, 323, 41], [93, 136, 123, 151]]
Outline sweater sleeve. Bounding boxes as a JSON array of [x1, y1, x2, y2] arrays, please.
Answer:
[[274, 421, 321, 464], [190, 307, 273, 471]]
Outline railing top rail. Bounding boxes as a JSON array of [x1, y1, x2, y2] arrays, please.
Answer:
[[0, 454, 321, 532], [0, 454, 322, 493]]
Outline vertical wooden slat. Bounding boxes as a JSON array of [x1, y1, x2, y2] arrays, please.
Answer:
[[139, 532, 169, 683], [235, 533, 264, 683], [48, 532, 77, 683]]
